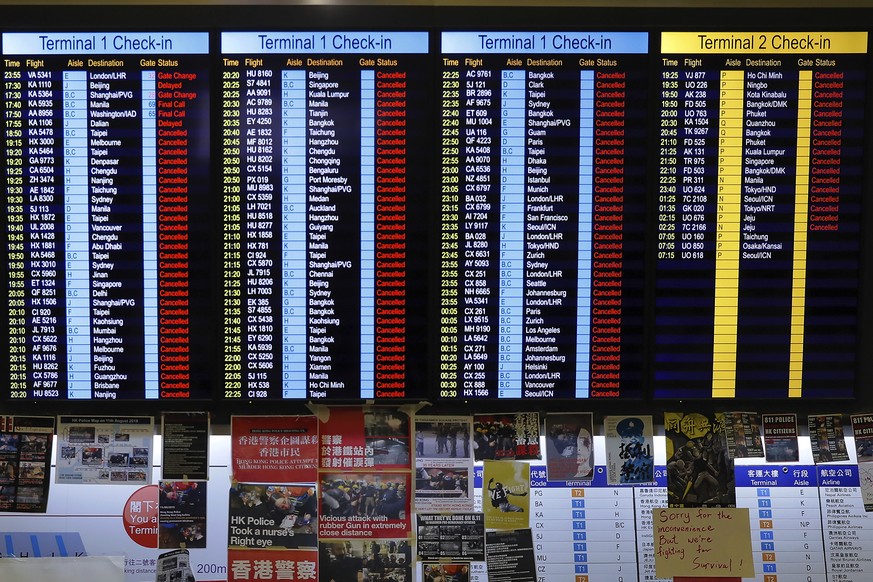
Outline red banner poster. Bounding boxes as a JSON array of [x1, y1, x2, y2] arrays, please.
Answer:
[[231, 416, 318, 483], [318, 406, 411, 471], [227, 548, 318, 582], [318, 406, 413, 540]]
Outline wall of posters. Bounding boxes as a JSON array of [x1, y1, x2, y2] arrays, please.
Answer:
[[11, 408, 873, 582]]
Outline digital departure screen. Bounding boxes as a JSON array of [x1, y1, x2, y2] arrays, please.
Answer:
[[436, 32, 648, 399], [219, 31, 429, 400], [2, 32, 212, 400], [653, 31, 867, 399]]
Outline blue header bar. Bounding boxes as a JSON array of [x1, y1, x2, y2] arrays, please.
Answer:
[[474, 465, 667, 488], [3, 32, 209, 55], [441, 31, 649, 54], [817, 464, 861, 487], [221, 32, 428, 54], [734, 464, 817, 488]]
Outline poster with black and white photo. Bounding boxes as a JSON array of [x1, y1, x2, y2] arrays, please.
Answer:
[[318, 539, 411, 582], [161, 412, 210, 481], [415, 415, 473, 512], [416, 513, 484, 561], [155, 548, 194, 582], [484, 528, 536, 582], [482, 460, 530, 531], [56, 416, 153, 484]]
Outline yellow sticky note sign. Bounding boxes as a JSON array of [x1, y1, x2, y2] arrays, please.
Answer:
[[654, 507, 754, 578]]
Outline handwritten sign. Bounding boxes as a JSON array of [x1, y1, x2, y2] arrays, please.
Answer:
[[654, 508, 753, 578]]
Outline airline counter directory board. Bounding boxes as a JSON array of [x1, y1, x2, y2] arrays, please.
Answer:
[[653, 31, 867, 400], [219, 32, 429, 400], [735, 464, 826, 581], [437, 31, 648, 401], [2, 32, 212, 400], [473, 465, 670, 582]]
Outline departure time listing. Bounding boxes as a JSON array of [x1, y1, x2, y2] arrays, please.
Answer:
[[653, 32, 867, 399], [437, 32, 648, 400], [220, 31, 429, 400], [3, 32, 212, 400]]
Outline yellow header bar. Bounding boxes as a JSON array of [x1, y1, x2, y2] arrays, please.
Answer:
[[662, 32, 867, 54]]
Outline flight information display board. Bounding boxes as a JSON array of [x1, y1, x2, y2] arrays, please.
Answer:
[[220, 31, 429, 400], [3, 32, 212, 400], [437, 31, 648, 400], [653, 31, 867, 399]]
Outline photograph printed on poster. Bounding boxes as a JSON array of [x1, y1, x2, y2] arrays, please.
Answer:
[[0, 486, 15, 509], [0, 434, 19, 454], [808, 414, 850, 463], [159, 481, 207, 549], [415, 467, 470, 500], [319, 472, 410, 539], [56, 416, 153, 484], [415, 417, 471, 460], [320, 406, 412, 472], [723, 411, 764, 459], [473, 413, 540, 461], [761, 414, 800, 463], [0, 460, 15, 485], [319, 539, 412, 581], [155, 549, 195, 582], [544, 413, 593, 481], [364, 407, 411, 467], [229, 482, 318, 549], [0, 436, 19, 488], [422, 562, 472, 582], [0, 416, 54, 512], [414, 415, 474, 513]]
